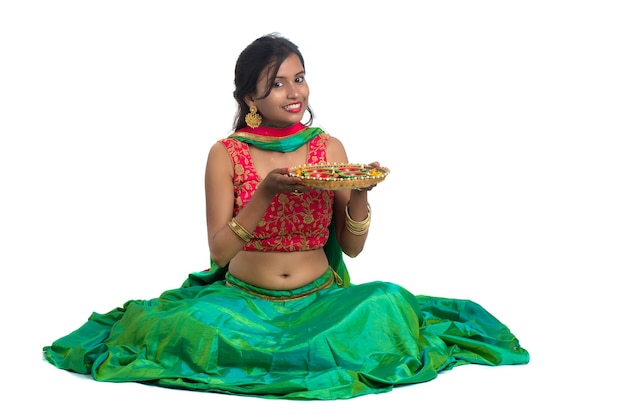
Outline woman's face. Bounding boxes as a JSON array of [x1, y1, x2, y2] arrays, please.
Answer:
[[247, 53, 309, 128]]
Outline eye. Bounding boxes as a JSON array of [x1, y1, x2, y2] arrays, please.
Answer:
[[273, 81, 284, 88], [295, 76, 305, 83]]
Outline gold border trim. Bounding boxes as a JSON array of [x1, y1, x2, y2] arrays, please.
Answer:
[[225, 274, 336, 301], [229, 132, 294, 142]]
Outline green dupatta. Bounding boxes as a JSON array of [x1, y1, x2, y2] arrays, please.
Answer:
[[228, 123, 323, 152]]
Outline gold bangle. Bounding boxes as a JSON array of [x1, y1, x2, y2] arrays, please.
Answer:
[[228, 218, 253, 242], [345, 202, 371, 236]]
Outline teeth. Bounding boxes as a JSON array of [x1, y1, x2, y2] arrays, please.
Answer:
[[284, 103, 300, 110]]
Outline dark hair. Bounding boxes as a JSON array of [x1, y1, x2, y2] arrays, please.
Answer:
[[232, 33, 314, 130]]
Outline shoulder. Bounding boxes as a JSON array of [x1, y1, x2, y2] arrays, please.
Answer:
[[208, 138, 228, 158], [323, 133, 343, 147], [313, 129, 344, 150], [321, 133, 348, 163], [207, 138, 234, 171], [209, 136, 247, 158]]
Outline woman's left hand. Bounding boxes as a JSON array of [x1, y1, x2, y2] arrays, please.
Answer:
[[352, 161, 380, 192]]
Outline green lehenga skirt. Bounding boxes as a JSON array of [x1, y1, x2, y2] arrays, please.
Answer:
[[43, 266, 529, 400]]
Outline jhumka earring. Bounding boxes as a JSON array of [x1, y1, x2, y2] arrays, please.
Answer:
[[245, 105, 262, 128]]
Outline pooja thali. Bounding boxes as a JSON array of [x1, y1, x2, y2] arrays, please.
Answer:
[[287, 163, 390, 190]]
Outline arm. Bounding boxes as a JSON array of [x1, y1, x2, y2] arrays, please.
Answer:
[[204, 141, 307, 267], [326, 136, 375, 258]]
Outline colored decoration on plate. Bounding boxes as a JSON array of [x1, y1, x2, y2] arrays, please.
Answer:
[[288, 163, 390, 190]]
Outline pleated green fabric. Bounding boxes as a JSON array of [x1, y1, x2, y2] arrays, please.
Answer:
[[43, 267, 529, 400]]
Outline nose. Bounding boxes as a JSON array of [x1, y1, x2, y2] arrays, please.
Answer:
[[286, 82, 301, 99]]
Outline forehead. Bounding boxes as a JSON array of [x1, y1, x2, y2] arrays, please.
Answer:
[[271, 54, 304, 78], [280, 54, 303, 69]]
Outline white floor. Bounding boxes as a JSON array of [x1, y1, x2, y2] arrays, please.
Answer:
[[2, 1, 624, 416]]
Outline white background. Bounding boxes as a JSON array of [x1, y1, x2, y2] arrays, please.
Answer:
[[1, 1, 624, 416]]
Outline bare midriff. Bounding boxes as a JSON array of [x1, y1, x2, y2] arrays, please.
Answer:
[[228, 248, 330, 290]]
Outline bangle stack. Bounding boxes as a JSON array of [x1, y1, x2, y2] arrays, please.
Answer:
[[345, 202, 371, 236], [228, 218, 253, 242]]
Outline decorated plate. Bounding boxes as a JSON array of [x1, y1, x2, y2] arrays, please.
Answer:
[[288, 163, 390, 190]]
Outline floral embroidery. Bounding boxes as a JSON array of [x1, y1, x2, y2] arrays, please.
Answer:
[[221, 134, 334, 252]]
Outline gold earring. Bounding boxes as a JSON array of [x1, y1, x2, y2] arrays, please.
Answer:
[[245, 105, 262, 128]]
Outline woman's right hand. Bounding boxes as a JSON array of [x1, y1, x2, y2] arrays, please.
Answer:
[[257, 168, 312, 197]]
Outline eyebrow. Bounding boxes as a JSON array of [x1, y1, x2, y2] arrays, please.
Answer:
[[275, 71, 305, 79]]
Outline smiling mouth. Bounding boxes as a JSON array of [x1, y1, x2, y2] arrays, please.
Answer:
[[283, 103, 301, 111]]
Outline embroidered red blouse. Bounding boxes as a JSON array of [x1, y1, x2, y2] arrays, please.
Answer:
[[221, 134, 334, 252]]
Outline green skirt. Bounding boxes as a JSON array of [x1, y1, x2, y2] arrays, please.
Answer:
[[43, 267, 529, 400]]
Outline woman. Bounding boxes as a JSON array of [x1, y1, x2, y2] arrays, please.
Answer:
[[43, 34, 529, 400], [206, 34, 369, 289]]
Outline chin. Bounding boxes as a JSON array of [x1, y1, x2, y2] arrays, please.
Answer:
[[283, 116, 304, 125]]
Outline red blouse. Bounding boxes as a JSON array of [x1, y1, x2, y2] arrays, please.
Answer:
[[221, 134, 334, 252]]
